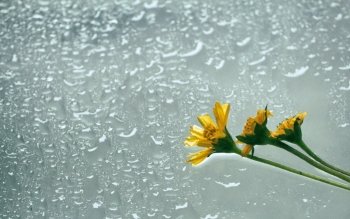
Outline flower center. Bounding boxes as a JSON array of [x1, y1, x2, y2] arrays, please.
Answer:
[[204, 126, 217, 140]]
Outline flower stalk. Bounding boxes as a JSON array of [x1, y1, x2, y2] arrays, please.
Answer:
[[247, 155, 350, 191], [296, 140, 350, 177], [267, 138, 350, 183]]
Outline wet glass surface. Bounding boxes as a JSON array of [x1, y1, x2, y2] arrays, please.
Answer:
[[1, 0, 350, 218]]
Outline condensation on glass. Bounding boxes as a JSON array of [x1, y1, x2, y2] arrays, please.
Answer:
[[0, 0, 349, 218]]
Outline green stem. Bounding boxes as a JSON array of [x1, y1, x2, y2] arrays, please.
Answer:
[[247, 155, 350, 191], [268, 138, 350, 183], [297, 140, 350, 177]]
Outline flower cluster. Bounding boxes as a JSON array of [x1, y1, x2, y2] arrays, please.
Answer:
[[184, 102, 307, 164], [271, 112, 307, 143], [183, 101, 350, 191]]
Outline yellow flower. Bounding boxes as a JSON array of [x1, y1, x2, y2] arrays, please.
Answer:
[[236, 107, 272, 155], [240, 108, 272, 137], [184, 102, 231, 165], [271, 112, 307, 140]]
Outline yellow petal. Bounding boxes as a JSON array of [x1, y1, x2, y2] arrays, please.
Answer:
[[255, 109, 272, 125], [190, 125, 206, 139], [213, 103, 224, 130], [296, 112, 307, 124], [242, 117, 256, 136], [197, 114, 217, 130], [241, 144, 253, 156], [270, 129, 286, 138], [187, 148, 213, 165], [184, 136, 213, 147], [196, 140, 214, 147], [235, 140, 242, 145], [285, 119, 294, 129], [213, 102, 230, 131], [184, 136, 199, 146]]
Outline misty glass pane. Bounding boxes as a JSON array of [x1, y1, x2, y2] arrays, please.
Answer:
[[1, 0, 350, 218]]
